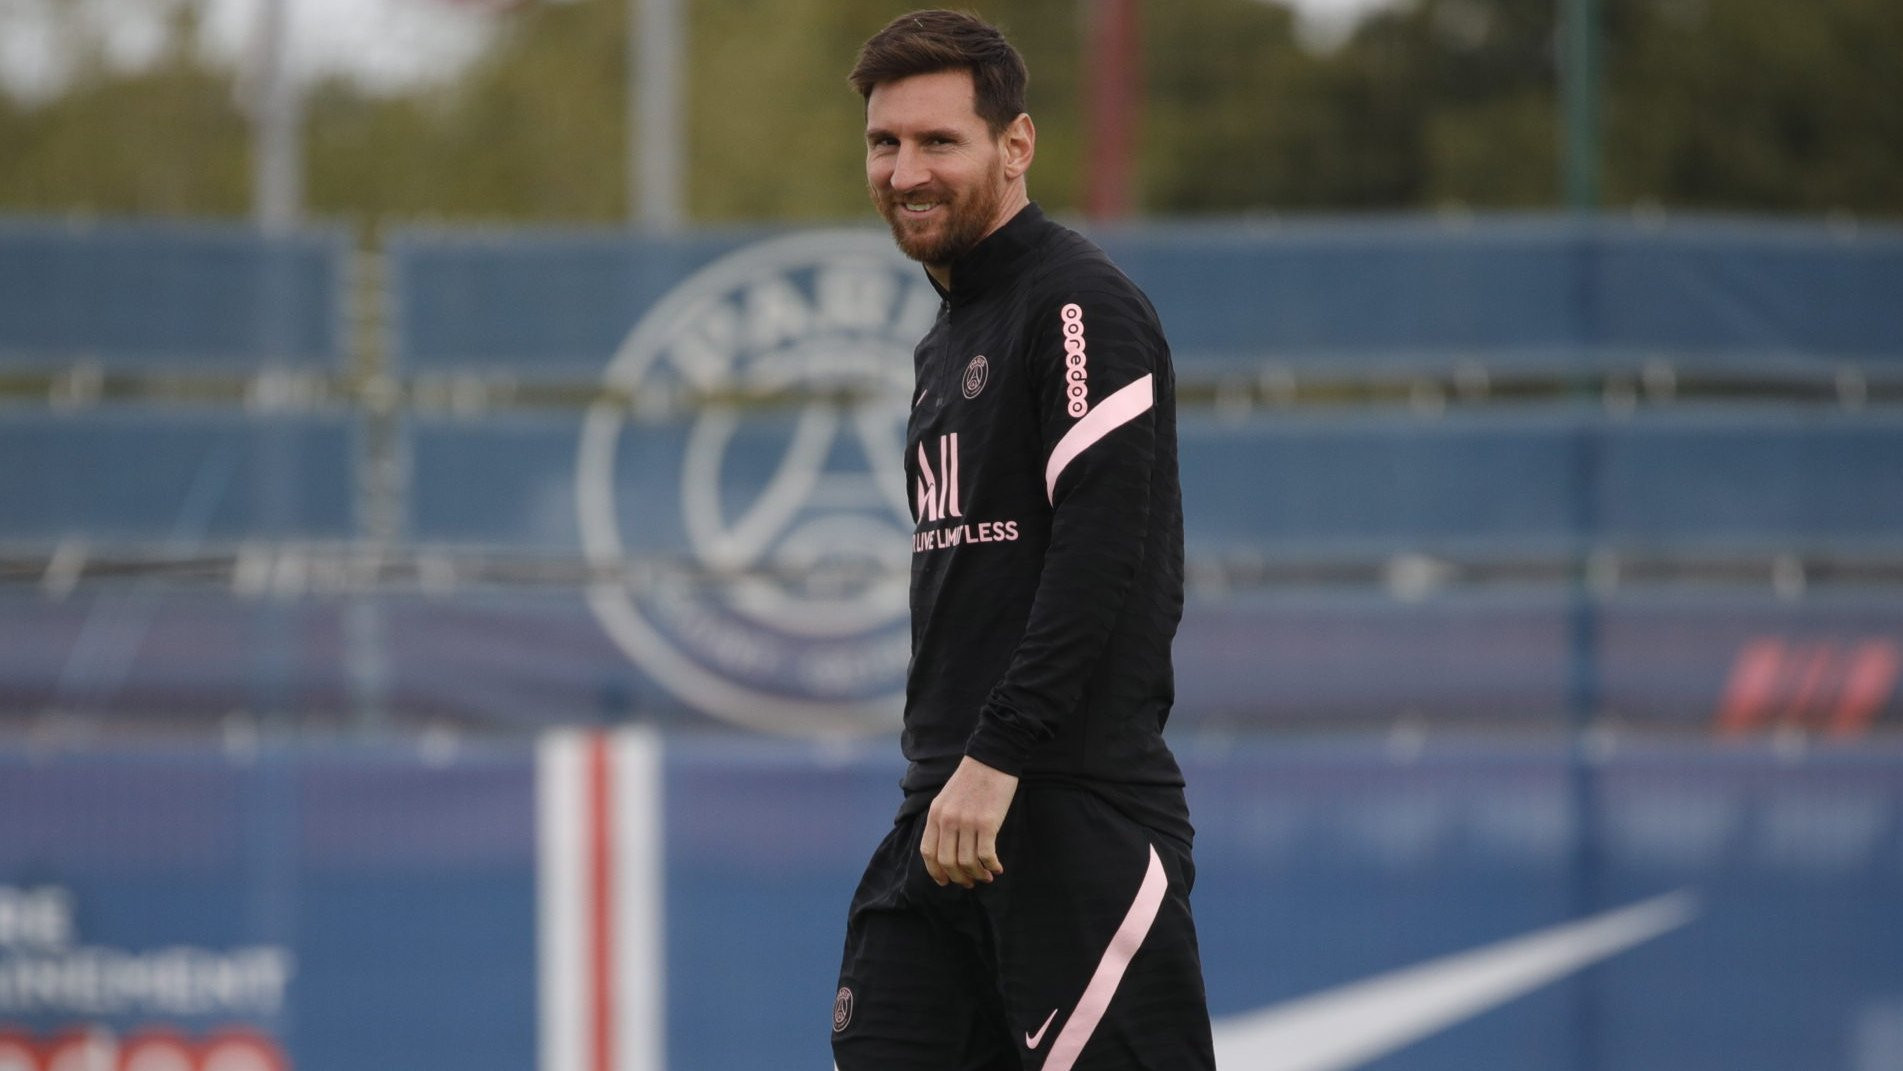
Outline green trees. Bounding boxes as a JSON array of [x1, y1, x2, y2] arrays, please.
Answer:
[[0, 3, 249, 217], [1145, 0, 1903, 216], [1605, 0, 1903, 212], [0, 0, 1896, 223]]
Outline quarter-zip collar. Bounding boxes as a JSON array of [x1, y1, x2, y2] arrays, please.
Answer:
[[927, 202, 1049, 306]]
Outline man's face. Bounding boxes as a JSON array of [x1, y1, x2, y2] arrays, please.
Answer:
[[865, 69, 1012, 269]]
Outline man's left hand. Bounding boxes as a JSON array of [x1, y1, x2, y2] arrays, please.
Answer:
[[920, 756, 1019, 889]]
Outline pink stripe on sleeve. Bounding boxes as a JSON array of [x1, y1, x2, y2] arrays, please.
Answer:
[[1044, 374, 1155, 504], [1041, 844, 1170, 1071]]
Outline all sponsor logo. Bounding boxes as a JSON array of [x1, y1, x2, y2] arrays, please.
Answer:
[[911, 433, 1019, 553], [914, 433, 963, 524], [578, 232, 937, 735]]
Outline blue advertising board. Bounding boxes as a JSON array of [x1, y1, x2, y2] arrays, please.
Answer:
[[0, 748, 536, 1071], [4, 734, 1900, 1071]]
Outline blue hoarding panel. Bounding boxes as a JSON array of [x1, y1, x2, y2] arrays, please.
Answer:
[[0, 749, 537, 1071], [389, 219, 1903, 380], [0, 408, 357, 545], [0, 594, 350, 723], [1095, 220, 1583, 364], [7, 589, 1896, 736], [388, 230, 778, 377], [406, 412, 705, 554], [1093, 218, 1903, 371], [1598, 410, 1903, 547], [662, 740, 1903, 1071], [1594, 225, 1903, 362], [1178, 411, 1586, 556], [662, 739, 898, 1071], [1179, 408, 1903, 558], [1172, 591, 1576, 727], [398, 406, 1903, 560], [2, 740, 1900, 1070], [0, 220, 347, 372]]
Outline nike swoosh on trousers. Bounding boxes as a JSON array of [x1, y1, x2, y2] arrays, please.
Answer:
[[1211, 889, 1700, 1071], [1024, 1007, 1060, 1049]]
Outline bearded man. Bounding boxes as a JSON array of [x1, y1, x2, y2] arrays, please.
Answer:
[[829, 10, 1216, 1071]]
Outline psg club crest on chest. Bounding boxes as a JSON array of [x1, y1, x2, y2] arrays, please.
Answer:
[[962, 354, 990, 399]]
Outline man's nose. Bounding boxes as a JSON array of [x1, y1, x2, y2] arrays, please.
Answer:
[[889, 145, 930, 191]]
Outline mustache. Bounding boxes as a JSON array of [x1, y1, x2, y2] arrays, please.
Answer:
[[874, 186, 953, 207]]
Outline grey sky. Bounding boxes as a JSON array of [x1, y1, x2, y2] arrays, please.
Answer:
[[0, 0, 1401, 101]]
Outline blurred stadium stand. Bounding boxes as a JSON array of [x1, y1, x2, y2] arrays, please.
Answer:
[[0, 407, 355, 545], [2, 215, 1900, 739], [2, 214, 1901, 1071], [5, 733, 1897, 1071], [0, 220, 349, 376], [1099, 218, 1903, 380], [388, 228, 778, 380], [1181, 407, 1903, 558], [3, 0, 1899, 1063]]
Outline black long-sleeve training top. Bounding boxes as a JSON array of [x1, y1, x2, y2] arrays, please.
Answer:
[[896, 203, 1192, 844]]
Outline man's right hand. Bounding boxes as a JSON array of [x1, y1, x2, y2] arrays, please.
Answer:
[[920, 756, 1020, 889]]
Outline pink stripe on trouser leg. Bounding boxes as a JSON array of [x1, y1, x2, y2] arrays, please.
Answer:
[[1040, 844, 1170, 1071]]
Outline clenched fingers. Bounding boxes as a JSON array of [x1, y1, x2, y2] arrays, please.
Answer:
[[922, 807, 1005, 888], [920, 756, 1019, 889], [919, 814, 950, 886]]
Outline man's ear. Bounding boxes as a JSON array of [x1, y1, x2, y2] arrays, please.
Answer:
[[1001, 113, 1036, 179]]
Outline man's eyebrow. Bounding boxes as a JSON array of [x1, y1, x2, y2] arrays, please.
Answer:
[[865, 126, 967, 144]]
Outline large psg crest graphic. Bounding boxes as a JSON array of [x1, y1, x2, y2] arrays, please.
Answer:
[[577, 232, 939, 735]]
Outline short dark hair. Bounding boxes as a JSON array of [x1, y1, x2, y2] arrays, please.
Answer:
[[848, 10, 1028, 135]]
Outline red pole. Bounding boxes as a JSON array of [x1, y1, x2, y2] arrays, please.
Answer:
[[1084, 0, 1141, 221], [587, 731, 616, 1071]]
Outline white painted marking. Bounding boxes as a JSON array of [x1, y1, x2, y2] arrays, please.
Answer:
[[537, 732, 587, 1071], [613, 728, 666, 1071], [1213, 890, 1700, 1071]]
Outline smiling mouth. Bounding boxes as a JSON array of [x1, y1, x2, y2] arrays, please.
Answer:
[[890, 195, 945, 218]]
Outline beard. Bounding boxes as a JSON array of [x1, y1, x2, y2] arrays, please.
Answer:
[[872, 171, 1006, 269]]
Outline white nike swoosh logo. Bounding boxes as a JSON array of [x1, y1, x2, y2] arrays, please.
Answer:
[[1025, 1007, 1059, 1049], [1213, 889, 1700, 1071]]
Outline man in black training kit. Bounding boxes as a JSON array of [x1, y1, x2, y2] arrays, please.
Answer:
[[832, 11, 1215, 1070]]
